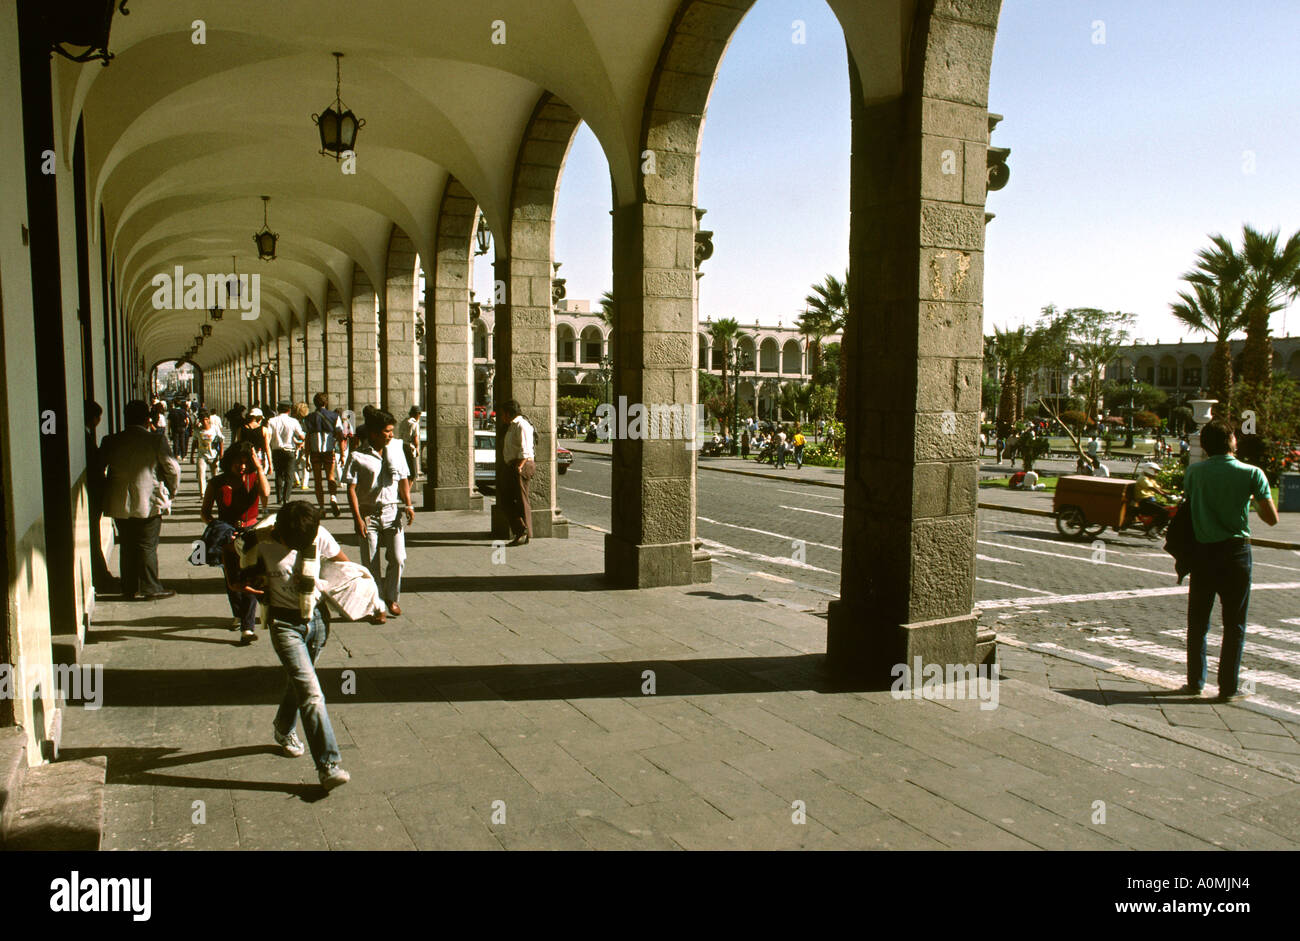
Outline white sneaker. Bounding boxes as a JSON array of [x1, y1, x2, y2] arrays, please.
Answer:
[[274, 726, 306, 757], [319, 764, 351, 791]]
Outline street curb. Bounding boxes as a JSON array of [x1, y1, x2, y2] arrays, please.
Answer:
[[978, 500, 1300, 549], [565, 444, 849, 490]]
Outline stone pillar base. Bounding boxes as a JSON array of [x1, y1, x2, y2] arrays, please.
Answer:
[[491, 502, 568, 539], [424, 486, 483, 512], [826, 605, 978, 687], [605, 533, 701, 588]]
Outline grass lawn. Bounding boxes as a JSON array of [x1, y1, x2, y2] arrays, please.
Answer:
[[979, 475, 1059, 493]]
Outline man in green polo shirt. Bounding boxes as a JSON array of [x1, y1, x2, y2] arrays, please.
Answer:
[[1181, 419, 1278, 701]]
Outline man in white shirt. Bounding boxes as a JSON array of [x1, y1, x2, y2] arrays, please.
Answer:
[[500, 399, 535, 546], [342, 409, 414, 616], [267, 401, 306, 504]]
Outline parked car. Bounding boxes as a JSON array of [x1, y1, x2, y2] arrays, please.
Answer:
[[474, 430, 573, 488], [474, 430, 497, 489]]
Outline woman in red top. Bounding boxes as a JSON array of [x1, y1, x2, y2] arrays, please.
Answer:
[[201, 443, 270, 643]]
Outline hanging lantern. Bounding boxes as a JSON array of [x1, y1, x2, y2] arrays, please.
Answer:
[[253, 196, 278, 261], [209, 303, 223, 321], [201, 323, 213, 337], [226, 255, 241, 303], [312, 52, 365, 159], [475, 215, 492, 256], [47, 0, 129, 67]]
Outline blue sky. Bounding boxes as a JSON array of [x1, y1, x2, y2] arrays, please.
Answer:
[[478, 0, 1300, 344]]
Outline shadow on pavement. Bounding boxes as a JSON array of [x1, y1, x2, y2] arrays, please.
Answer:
[[85, 653, 896, 707], [59, 745, 324, 801]]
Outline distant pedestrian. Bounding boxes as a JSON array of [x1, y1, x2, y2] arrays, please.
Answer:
[[741, 430, 750, 458], [302, 393, 345, 517], [775, 428, 787, 469], [267, 401, 305, 504], [499, 399, 535, 546], [995, 435, 1005, 464], [400, 405, 421, 479], [191, 409, 225, 497], [343, 410, 414, 617], [291, 402, 312, 490], [101, 399, 180, 600], [201, 442, 269, 644], [793, 428, 805, 469], [1181, 420, 1278, 700]]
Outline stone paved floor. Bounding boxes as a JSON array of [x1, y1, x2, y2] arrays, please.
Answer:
[[54, 488, 1300, 850]]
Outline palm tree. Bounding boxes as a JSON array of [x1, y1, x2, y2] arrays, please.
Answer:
[[708, 317, 742, 435], [989, 325, 1027, 435], [804, 271, 848, 420], [1170, 278, 1244, 416], [598, 290, 615, 326]]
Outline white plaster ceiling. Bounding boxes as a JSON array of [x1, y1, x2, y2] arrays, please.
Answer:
[[55, 0, 909, 368]]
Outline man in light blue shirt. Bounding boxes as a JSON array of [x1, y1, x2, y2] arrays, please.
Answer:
[[1181, 420, 1278, 701]]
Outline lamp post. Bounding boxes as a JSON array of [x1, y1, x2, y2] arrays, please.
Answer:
[[728, 348, 752, 455]]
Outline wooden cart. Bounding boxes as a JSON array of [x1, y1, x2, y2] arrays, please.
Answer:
[[1052, 475, 1134, 539]]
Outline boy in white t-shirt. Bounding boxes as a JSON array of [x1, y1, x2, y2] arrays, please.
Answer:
[[239, 501, 352, 791]]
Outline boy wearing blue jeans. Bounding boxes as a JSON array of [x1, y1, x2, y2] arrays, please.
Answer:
[[240, 501, 353, 790]]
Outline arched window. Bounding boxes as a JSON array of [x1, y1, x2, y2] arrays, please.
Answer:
[[759, 337, 779, 373], [1181, 355, 1202, 388], [782, 339, 802, 375], [580, 325, 604, 364], [557, 323, 577, 363]]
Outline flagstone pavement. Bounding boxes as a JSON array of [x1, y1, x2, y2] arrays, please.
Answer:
[[44, 485, 1300, 850]]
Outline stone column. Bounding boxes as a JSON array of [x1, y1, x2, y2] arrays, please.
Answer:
[[424, 178, 480, 511], [324, 284, 349, 411], [490, 95, 574, 540], [604, 201, 704, 587], [826, 1, 999, 681], [306, 306, 325, 403], [276, 330, 290, 403], [384, 227, 420, 416], [350, 265, 381, 412]]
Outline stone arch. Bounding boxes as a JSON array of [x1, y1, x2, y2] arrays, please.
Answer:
[[1181, 354, 1202, 389], [473, 318, 489, 359], [1288, 350, 1300, 379], [737, 334, 757, 368], [782, 338, 802, 375], [759, 337, 779, 373], [1136, 355, 1156, 384], [579, 325, 605, 364], [1158, 355, 1178, 387], [697, 332, 709, 369], [492, 92, 583, 540], [557, 322, 578, 363]]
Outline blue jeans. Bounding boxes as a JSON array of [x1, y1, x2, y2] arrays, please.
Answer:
[[271, 610, 341, 771], [1186, 541, 1251, 694], [360, 509, 406, 604]]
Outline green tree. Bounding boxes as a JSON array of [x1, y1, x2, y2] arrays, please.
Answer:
[[1060, 307, 1136, 422], [1170, 277, 1244, 416], [803, 272, 848, 419], [598, 290, 615, 326], [808, 385, 836, 430]]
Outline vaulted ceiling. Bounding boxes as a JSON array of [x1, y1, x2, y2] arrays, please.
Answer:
[[57, 0, 911, 369]]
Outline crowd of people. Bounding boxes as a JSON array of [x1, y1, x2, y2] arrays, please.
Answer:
[[83, 392, 455, 792]]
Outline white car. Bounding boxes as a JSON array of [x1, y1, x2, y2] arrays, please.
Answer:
[[474, 430, 496, 487]]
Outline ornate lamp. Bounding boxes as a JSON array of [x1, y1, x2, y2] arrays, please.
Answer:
[[227, 255, 241, 304], [201, 324, 213, 337], [253, 196, 278, 261], [209, 303, 223, 321], [475, 216, 492, 256], [48, 0, 129, 67], [312, 52, 365, 159]]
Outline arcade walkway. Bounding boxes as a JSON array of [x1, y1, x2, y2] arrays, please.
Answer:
[[19, 489, 1300, 850]]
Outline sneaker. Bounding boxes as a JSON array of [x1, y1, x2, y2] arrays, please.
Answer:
[[1177, 684, 1205, 697], [319, 764, 351, 791], [1218, 690, 1250, 703], [239, 629, 256, 645], [230, 618, 242, 631], [331, 501, 341, 518], [274, 726, 306, 758]]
